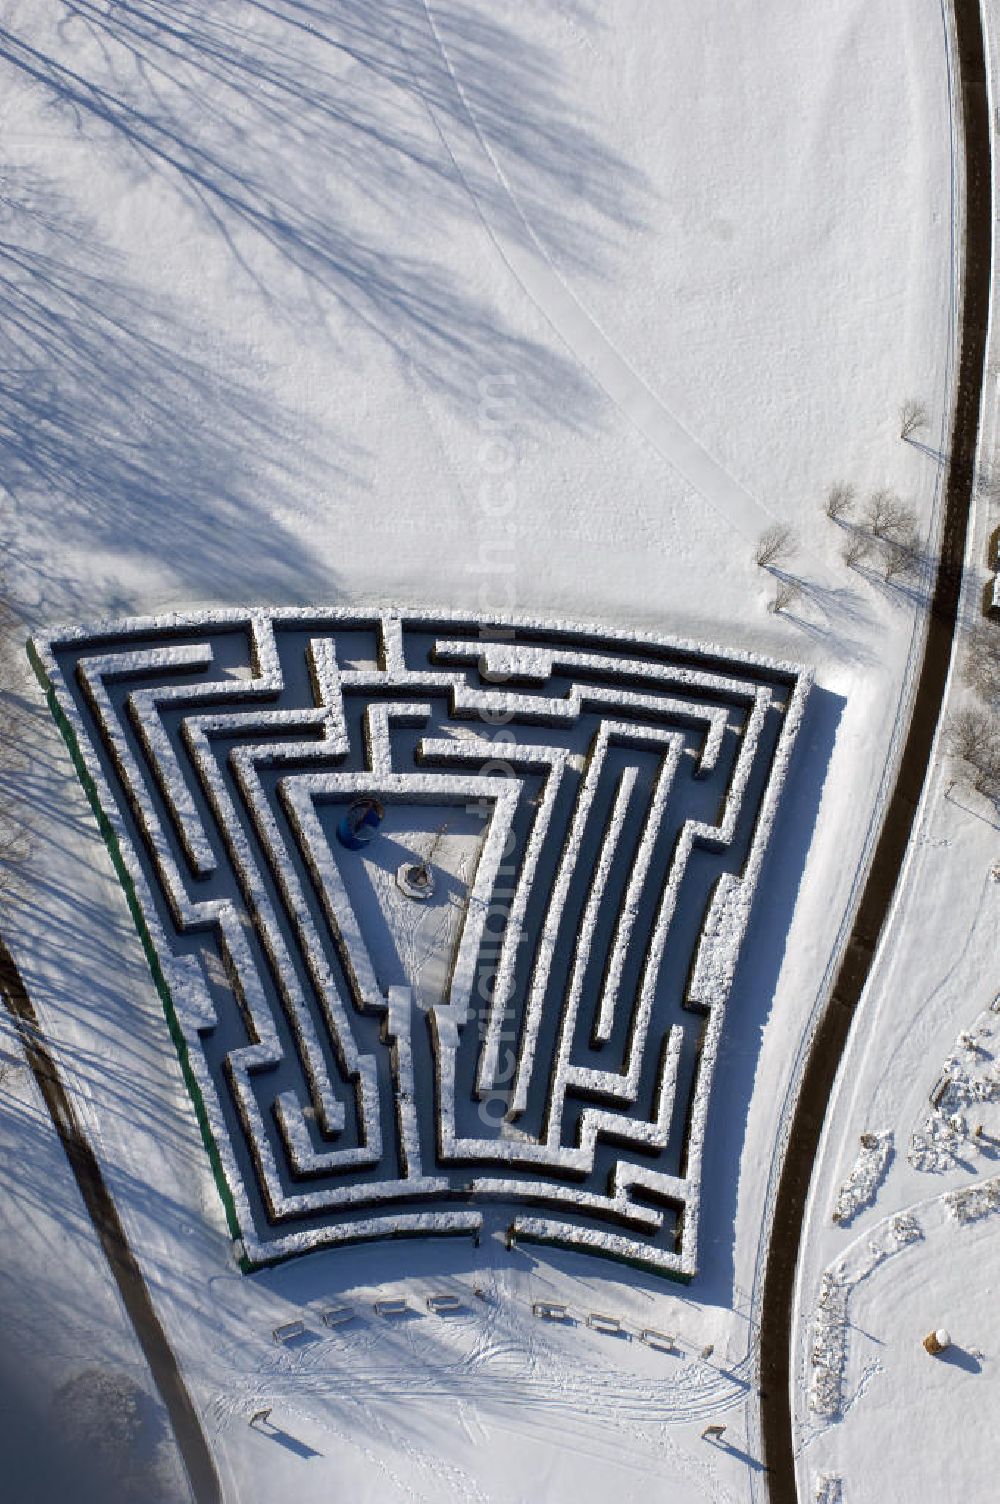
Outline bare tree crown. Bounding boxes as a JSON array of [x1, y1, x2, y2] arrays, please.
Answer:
[[864, 489, 916, 539], [946, 706, 999, 778], [769, 578, 801, 614], [841, 531, 871, 569], [899, 399, 929, 440], [825, 482, 855, 522], [962, 624, 1000, 707], [880, 529, 921, 582], [754, 523, 796, 568]]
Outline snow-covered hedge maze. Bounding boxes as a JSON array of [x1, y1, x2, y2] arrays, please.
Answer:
[[30, 609, 809, 1276]]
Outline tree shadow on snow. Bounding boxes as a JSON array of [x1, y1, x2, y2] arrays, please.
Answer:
[[0, 1351, 186, 1504], [0, 2, 644, 622], [0, 1, 638, 427], [0, 167, 347, 620], [936, 1343, 983, 1374]]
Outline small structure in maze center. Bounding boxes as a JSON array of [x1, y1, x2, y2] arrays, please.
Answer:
[[336, 797, 385, 851], [397, 822, 449, 901]]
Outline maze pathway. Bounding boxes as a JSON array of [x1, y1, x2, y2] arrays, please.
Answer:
[[30, 610, 809, 1278]]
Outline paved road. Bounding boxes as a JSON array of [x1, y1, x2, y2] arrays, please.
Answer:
[[756, 1, 993, 1499], [0, 940, 223, 1504]]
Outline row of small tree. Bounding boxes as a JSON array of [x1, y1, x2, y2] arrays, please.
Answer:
[[825, 482, 922, 581], [947, 622, 1000, 801], [754, 399, 930, 612], [753, 487, 922, 612]]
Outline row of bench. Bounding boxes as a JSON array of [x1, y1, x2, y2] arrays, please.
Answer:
[[272, 1290, 706, 1358]]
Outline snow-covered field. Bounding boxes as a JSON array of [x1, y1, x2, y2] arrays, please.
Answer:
[[792, 768, 1000, 1503], [0, 1, 981, 1500], [792, 9, 1000, 1495]]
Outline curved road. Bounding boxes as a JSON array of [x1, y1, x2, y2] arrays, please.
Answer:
[[757, 1, 993, 1499], [0, 941, 222, 1504]]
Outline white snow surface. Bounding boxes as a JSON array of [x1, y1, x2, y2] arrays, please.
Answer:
[[792, 10, 1000, 1501], [0, 0, 972, 1500]]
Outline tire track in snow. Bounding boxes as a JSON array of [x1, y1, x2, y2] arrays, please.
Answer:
[[412, 0, 777, 545], [206, 1316, 751, 1429]]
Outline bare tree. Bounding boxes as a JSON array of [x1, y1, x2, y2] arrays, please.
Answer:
[[825, 482, 855, 522], [769, 577, 802, 614], [962, 622, 1000, 707], [51, 1367, 177, 1503], [864, 488, 917, 539], [0, 1054, 22, 1089], [972, 763, 1000, 800], [754, 523, 797, 569], [946, 706, 1000, 789], [0, 693, 29, 774], [0, 815, 27, 902], [0, 566, 29, 785], [947, 706, 993, 762], [841, 531, 871, 569], [0, 595, 17, 649], [880, 529, 922, 583], [899, 399, 929, 440]]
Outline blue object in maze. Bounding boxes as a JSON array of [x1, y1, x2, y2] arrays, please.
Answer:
[[336, 798, 385, 850]]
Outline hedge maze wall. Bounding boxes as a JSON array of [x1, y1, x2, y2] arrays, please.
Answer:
[[32, 609, 809, 1276]]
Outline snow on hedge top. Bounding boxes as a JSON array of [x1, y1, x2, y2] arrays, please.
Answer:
[[31, 607, 809, 1276]]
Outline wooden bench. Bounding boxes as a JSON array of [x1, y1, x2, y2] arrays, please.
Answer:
[[272, 1319, 307, 1345]]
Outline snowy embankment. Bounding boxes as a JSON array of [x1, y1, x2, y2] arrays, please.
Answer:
[[831, 1132, 894, 1226], [792, 8, 1000, 1501], [807, 1212, 922, 1420]]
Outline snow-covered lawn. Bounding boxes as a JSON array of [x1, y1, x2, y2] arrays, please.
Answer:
[[0, 0, 971, 1499], [792, 10, 1000, 1493], [792, 389, 1000, 1504], [0, 1013, 187, 1501]]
